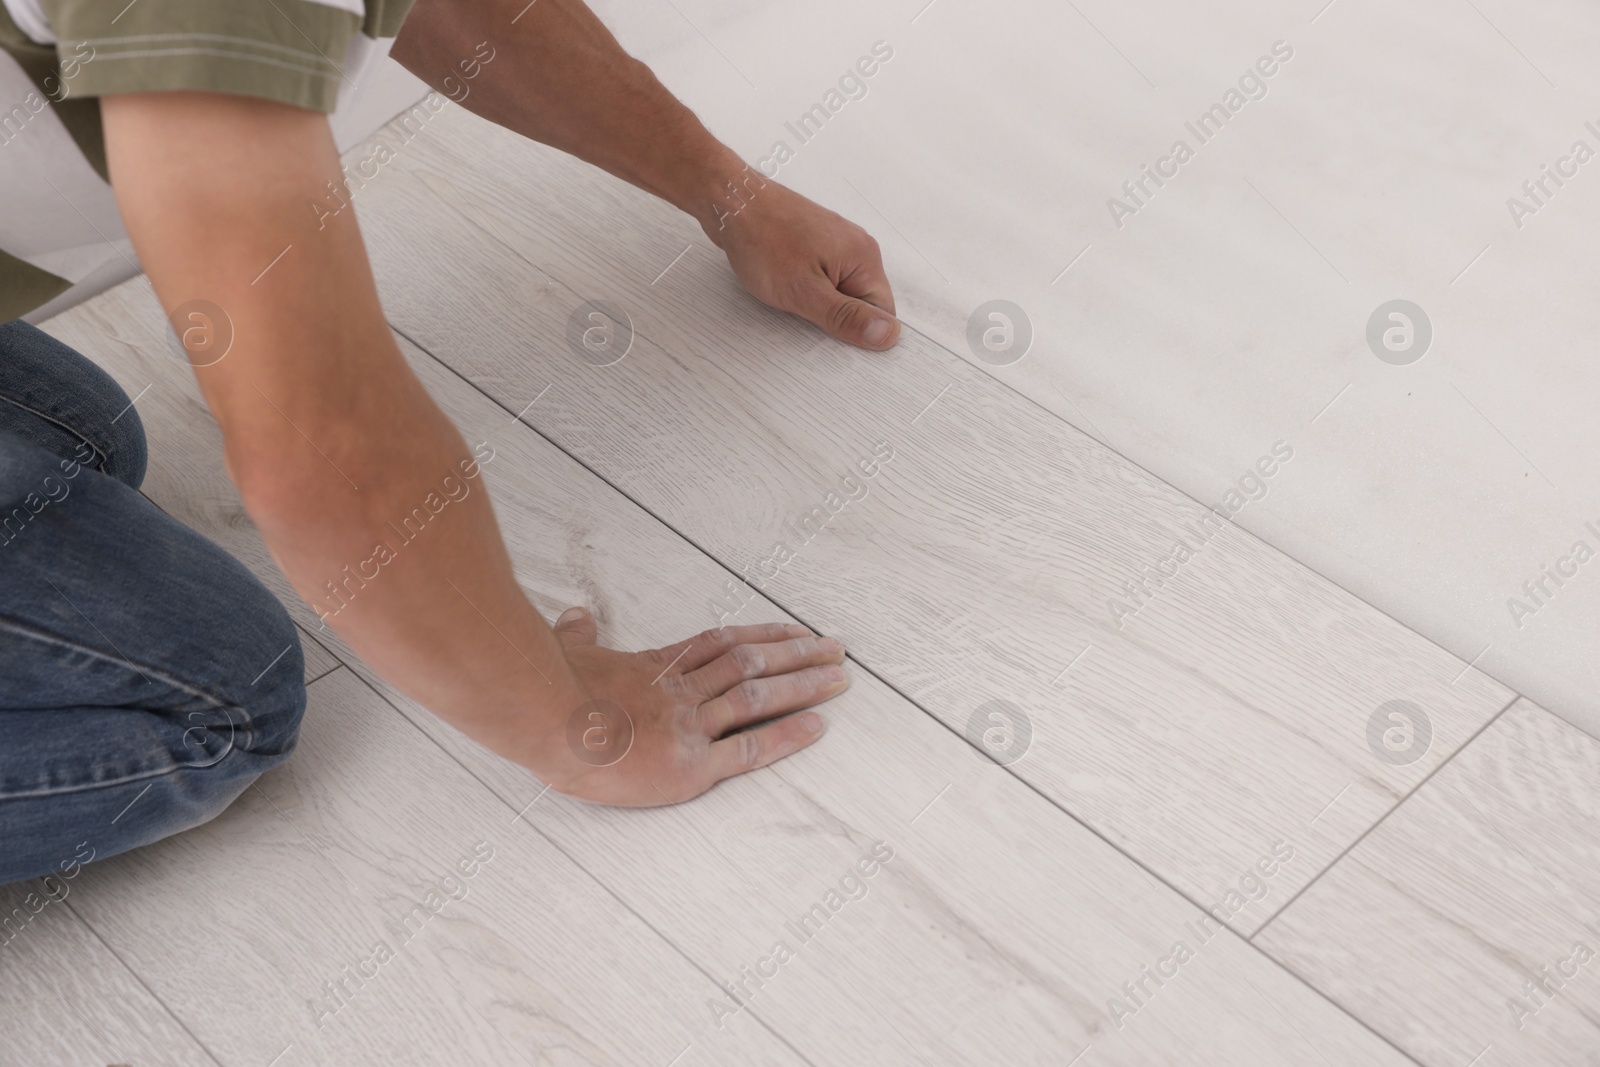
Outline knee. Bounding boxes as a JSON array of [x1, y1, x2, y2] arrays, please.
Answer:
[[230, 590, 308, 762], [176, 566, 308, 770], [171, 604, 305, 833], [0, 321, 147, 489], [122, 585, 306, 853], [90, 403, 148, 490]]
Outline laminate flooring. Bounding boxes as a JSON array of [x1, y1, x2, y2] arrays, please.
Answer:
[[7, 19, 1600, 1062]]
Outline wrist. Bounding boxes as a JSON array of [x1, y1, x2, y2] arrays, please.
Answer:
[[568, 55, 767, 247], [509, 647, 591, 778], [446, 598, 591, 779], [667, 143, 772, 249]]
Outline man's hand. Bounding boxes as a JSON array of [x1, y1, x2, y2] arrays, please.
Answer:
[[394, 0, 902, 353], [704, 178, 901, 351], [539, 613, 849, 806]]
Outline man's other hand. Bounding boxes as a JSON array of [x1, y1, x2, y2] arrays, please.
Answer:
[[707, 180, 902, 352]]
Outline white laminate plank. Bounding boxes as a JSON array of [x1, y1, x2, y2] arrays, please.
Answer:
[[59, 668, 803, 1067], [35, 277, 1416, 1065], [344, 103, 1510, 930], [0, 880, 215, 1067], [1256, 699, 1600, 1067]]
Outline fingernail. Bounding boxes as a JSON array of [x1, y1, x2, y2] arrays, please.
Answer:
[[818, 636, 843, 654], [801, 712, 824, 734], [862, 316, 894, 347], [823, 665, 847, 684], [557, 606, 588, 624]]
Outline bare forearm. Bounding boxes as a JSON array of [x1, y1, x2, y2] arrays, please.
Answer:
[[243, 372, 583, 770], [102, 91, 584, 775], [393, 0, 748, 237]]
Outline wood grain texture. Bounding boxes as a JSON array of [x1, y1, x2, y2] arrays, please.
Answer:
[[1256, 699, 1600, 1067], [0, 881, 215, 1067], [349, 103, 1511, 932], [61, 668, 805, 1067], [35, 279, 1414, 1065]]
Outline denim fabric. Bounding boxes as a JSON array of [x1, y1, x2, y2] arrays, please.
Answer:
[[0, 320, 148, 488], [0, 321, 306, 886]]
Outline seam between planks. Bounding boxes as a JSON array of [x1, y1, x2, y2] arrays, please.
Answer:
[[1250, 691, 1523, 941], [57, 896, 230, 1067]]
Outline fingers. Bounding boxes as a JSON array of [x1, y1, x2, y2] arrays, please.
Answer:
[[553, 606, 598, 649], [653, 621, 813, 676], [727, 639, 845, 695], [697, 663, 849, 737], [683, 634, 845, 702], [794, 274, 901, 351], [706, 709, 828, 782], [834, 236, 897, 319]]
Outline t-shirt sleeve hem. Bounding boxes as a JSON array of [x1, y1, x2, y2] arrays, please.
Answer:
[[42, 0, 359, 113], [66, 61, 342, 113]]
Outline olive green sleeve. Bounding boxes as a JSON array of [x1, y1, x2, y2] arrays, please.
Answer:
[[40, 0, 368, 113]]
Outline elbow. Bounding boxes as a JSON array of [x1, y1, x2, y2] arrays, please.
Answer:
[[227, 433, 357, 533]]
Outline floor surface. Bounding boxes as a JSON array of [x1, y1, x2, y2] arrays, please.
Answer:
[[7, 6, 1600, 1065]]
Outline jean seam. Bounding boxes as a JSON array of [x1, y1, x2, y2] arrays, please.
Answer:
[[0, 393, 109, 471], [0, 613, 260, 762], [0, 762, 199, 802]]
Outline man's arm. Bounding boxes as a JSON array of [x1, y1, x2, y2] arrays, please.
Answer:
[[100, 90, 847, 804], [392, 0, 903, 350]]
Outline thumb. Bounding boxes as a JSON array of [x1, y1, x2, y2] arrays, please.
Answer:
[[553, 606, 598, 649], [794, 277, 901, 351]]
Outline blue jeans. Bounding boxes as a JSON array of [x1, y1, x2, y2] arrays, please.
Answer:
[[0, 320, 306, 886]]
